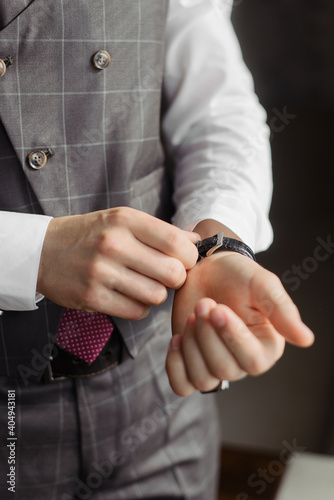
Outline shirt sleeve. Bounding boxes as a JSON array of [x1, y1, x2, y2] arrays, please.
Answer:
[[163, 0, 273, 252], [0, 211, 52, 311]]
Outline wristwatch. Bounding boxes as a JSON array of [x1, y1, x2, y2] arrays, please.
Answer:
[[196, 232, 256, 262]]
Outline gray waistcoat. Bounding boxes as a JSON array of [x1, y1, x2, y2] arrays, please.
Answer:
[[0, 0, 173, 382]]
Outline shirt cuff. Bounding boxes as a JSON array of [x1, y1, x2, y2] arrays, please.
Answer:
[[172, 197, 273, 253], [0, 212, 53, 311]]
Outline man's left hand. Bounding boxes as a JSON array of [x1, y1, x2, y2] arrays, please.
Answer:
[[166, 251, 314, 396]]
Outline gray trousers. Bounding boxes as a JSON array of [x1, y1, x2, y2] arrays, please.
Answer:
[[0, 329, 220, 500]]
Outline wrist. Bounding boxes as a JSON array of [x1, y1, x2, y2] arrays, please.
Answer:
[[193, 219, 242, 241]]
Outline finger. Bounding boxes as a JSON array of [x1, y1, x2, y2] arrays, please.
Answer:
[[78, 284, 151, 320], [251, 271, 315, 347], [165, 334, 196, 397], [125, 210, 199, 269], [182, 310, 223, 392], [209, 305, 285, 376], [118, 239, 188, 290], [96, 259, 168, 306], [193, 301, 248, 381], [100, 228, 189, 290]]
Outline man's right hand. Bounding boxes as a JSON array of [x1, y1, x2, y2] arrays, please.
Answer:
[[37, 207, 199, 320]]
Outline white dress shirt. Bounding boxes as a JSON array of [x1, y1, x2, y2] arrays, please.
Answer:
[[0, 0, 273, 311]]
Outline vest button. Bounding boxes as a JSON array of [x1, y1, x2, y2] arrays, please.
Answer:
[[92, 50, 110, 70], [27, 148, 54, 170], [0, 60, 6, 77], [0, 55, 13, 77]]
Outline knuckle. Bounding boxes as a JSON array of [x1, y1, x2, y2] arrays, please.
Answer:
[[108, 206, 132, 225], [80, 287, 98, 310], [86, 258, 102, 281], [175, 386, 195, 397], [96, 230, 109, 252], [167, 376, 193, 397], [103, 207, 134, 237], [166, 229, 180, 251], [129, 304, 150, 321], [270, 284, 287, 305], [247, 357, 268, 376], [103, 234, 123, 257], [210, 359, 236, 382], [166, 259, 185, 288], [116, 207, 132, 225], [215, 365, 231, 382], [148, 285, 168, 306], [195, 376, 215, 393], [219, 365, 242, 381]]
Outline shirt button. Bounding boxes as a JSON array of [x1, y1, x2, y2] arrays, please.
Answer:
[[92, 50, 110, 70], [27, 148, 54, 170]]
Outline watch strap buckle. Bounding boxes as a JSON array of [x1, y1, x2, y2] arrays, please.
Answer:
[[205, 232, 224, 257]]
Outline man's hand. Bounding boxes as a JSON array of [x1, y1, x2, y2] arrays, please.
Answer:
[[37, 207, 199, 320], [166, 251, 315, 396]]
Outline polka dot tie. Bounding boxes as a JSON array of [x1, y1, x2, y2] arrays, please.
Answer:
[[55, 308, 114, 365]]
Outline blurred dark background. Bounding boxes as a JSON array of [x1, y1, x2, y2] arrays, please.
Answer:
[[217, 0, 334, 456]]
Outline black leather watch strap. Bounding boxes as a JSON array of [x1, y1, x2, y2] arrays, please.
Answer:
[[196, 232, 256, 261]]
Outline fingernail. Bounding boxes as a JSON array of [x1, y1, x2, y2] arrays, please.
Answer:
[[170, 335, 182, 351]]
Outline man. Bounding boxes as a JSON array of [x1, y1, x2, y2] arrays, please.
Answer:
[[0, 1, 313, 499]]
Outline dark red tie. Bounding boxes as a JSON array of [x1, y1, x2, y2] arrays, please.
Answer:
[[56, 308, 114, 365]]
